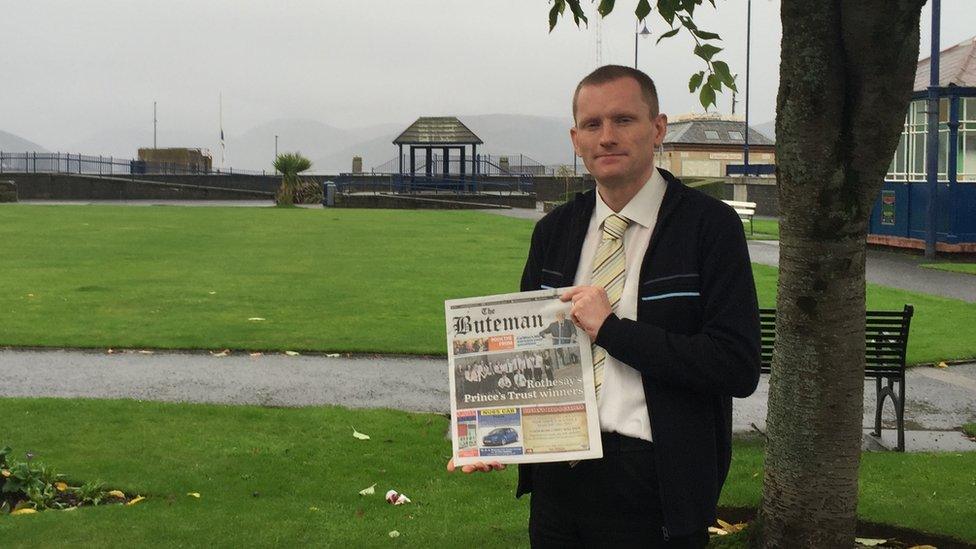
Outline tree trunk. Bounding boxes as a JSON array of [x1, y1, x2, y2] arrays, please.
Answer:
[[758, 2, 924, 547], [277, 176, 294, 206]]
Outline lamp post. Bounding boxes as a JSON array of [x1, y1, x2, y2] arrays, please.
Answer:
[[743, 0, 752, 175], [274, 134, 279, 174], [634, 21, 651, 69]]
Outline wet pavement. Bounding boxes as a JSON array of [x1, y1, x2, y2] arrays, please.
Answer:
[[1, 348, 973, 453]]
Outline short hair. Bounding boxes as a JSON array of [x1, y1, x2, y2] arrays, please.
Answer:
[[572, 65, 660, 121]]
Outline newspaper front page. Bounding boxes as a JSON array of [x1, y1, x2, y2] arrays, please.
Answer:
[[446, 288, 603, 466]]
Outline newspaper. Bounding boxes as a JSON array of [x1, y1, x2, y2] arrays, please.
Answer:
[[445, 288, 603, 465]]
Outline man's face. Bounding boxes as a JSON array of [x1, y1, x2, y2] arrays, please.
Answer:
[[571, 77, 667, 188]]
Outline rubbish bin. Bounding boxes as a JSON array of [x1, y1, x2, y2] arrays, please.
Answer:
[[322, 181, 336, 207]]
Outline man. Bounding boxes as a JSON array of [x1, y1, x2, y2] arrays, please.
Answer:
[[449, 65, 760, 547], [539, 311, 577, 370]]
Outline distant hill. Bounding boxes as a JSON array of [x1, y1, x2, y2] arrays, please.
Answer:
[[754, 120, 776, 142], [0, 130, 49, 153]]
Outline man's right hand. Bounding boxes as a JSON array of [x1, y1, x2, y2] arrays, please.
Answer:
[[446, 458, 506, 474]]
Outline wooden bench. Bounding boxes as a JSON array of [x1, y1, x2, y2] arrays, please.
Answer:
[[722, 199, 757, 234], [759, 305, 915, 451]]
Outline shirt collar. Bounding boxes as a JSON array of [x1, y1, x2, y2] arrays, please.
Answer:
[[593, 168, 667, 230]]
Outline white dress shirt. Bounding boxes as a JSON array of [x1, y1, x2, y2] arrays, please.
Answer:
[[573, 168, 667, 441]]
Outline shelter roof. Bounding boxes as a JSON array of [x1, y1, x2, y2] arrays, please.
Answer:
[[393, 117, 484, 145], [664, 115, 773, 147], [914, 36, 976, 91]]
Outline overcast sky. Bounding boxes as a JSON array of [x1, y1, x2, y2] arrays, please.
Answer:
[[1, 1, 972, 154]]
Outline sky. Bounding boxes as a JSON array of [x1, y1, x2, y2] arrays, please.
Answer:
[[1, 1, 972, 157]]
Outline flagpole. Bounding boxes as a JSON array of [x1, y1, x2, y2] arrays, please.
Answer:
[[219, 92, 225, 170]]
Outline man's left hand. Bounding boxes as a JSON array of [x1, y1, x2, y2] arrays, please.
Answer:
[[561, 286, 611, 340]]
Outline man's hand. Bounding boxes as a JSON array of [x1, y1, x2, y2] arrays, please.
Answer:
[[561, 286, 612, 340], [446, 457, 506, 474]]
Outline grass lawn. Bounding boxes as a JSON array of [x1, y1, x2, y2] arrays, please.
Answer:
[[0, 205, 972, 364], [920, 262, 976, 276], [745, 218, 779, 240], [964, 423, 976, 438], [0, 398, 973, 546]]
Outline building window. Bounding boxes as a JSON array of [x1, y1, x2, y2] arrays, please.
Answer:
[[887, 98, 952, 182], [704, 130, 720, 140], [728, 131, 743, 140]]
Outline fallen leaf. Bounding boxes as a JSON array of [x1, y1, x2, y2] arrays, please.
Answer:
[[326, 353, 340, 357], [937, 361, 948, 368], [707, 526, 729, 536], [187, 492, 200, 498], [10, 508, 37, 516], [285, 351, 300, 356], [855, 539, 888, 547], [211, 349, 230, 357], [248, 317, 266, 321], [107, 490, 126, 498], [27, 293, 34, 297], [138, 350, 154, 355], [359, 483, 376, 496], [352, 428, 371, 440], [55, 481, 68, 492], [62, 506, 78, 512], [388, 531, 400, 538], [716, 519, 734, 531], [126, 496, 146, 506], [208, 291, 217, 295], [309, 506, 320, 512], [249, 352, 263, 357], [1, 469, 10, 478], [107, 348, 115, 354]]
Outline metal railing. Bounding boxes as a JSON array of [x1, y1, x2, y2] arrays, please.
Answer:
[[0, 152, 268, 176], [370, 153, 553, 176]]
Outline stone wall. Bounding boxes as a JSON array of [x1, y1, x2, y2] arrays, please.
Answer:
[[724, 177, 779, 216], [6, 174, 271, 200], [0, 180, 16, 202]]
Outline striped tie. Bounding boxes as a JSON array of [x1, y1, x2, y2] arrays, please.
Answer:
[[591, 213, 629, 402]]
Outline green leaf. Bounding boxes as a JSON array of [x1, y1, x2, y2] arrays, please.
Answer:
[[699, 82, 716, 110], [678, 15, 697, 31], [707, 73, 722, 92], [567, 0, 588, 27], [548, 0, 563, 32], [598, 0, 615, 17], [712, 60, 737, 92], [693, 43, 722, 62], [635, 0, 652, 21], [688, 71, 705, 93], [657, 0, 676, 26], [656, 27, 680, 45], [691, 29, 720, 40]]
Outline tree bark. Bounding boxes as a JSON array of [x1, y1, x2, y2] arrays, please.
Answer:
[[758, 2, 924, 547]]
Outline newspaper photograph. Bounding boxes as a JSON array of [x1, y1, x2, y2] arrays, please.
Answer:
[[445, 288, 603, 466]]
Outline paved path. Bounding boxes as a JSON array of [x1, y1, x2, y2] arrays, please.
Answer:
[[482, 208, 976, 303], [2, 349, 973, 452]]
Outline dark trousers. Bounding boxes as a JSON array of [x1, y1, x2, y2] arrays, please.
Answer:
[[529, 432, 708, 548]]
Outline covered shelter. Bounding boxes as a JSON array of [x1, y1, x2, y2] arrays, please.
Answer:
[[869, 36, 976, 253], [393, 117, 483, 191]]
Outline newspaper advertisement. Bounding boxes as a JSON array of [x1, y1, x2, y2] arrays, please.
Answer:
[[446, 288, 603, 466]]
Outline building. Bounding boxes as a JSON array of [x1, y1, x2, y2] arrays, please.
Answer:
[[869, 36, 976, 253], [657, 113, 775, 178], [137, 148, 213, 173]]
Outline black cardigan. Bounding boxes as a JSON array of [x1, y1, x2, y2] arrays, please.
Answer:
[[516, 169, 761, 537]]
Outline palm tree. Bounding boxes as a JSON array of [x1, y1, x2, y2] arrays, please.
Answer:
[[273, 152, 312, 206]]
